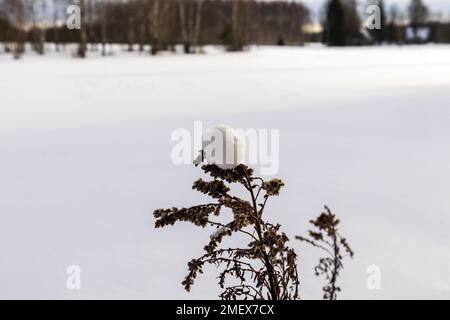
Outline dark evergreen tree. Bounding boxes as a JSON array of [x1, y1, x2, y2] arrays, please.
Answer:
[[323, 0, 346, 46], [77, 0, 87, 58]]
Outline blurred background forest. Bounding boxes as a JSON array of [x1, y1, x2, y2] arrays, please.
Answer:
[[0, 0, 449, 59]]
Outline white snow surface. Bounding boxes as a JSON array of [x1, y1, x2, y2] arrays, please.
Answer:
[[0, 45, 450, 299]]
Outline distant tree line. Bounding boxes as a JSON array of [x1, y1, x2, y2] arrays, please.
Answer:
[[0, 0, 310, 58], [0, 0, 449, 58]]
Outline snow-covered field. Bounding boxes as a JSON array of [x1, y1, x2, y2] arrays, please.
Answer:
[[1, 45, 449, 299]]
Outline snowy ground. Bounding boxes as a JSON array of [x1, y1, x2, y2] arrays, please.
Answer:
[[0, 45, 449, 299]]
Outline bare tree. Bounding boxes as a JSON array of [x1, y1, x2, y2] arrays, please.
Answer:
[[11, 0, 26, 58], [127, 0, 136, 51], [28, 0, 47, 55], [135, 0, 147, 52], [147, 0, 172, 55], [148, 0, 161, 54], [52, 0, 60, 51], [178, 0, 204, 53], [0, 0, 12, 52], [86, 0, 96, 51], [77, 0, 87, 57], [97, 0, 109, 56], [229, 0, 249, 51]]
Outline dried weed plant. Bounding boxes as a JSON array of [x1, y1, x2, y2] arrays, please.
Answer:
[[296, 206, 354, 300], [153, 164, 353, 300]]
